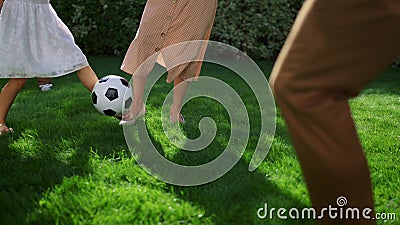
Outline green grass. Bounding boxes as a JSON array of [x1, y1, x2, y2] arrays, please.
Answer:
[[0, 56, 399, 225], [350, 69, 400, 223]]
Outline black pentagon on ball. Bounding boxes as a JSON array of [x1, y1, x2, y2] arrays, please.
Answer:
[[103, 109, 117, 116], [105, 88, 119, 101], [99, 77, 109, 83], [92, 92, 98, 104], [120, 78, 129, 87], [125, 97, 132, 109]]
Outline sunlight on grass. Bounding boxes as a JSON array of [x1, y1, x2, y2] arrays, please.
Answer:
[[9, 129, 42, 158], [0, 58, 398, 225], [28, 154, 213, 225], [349, 69, 400, 224]]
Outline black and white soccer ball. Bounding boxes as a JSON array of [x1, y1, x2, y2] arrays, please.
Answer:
[[91, 75, 133, 116]]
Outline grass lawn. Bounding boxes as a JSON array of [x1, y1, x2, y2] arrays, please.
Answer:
[[0, 56, 399, 225]]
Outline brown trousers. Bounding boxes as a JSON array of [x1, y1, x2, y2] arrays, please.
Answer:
[[270, 0, 400, 224]]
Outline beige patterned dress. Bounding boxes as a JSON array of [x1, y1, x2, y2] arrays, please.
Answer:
[[121, 0, 217, 83]]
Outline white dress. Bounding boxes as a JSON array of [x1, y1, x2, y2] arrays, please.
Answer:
[[0, 0, 88, 78]]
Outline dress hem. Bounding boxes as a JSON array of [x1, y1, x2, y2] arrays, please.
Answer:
[[0, 61, 89, 78]]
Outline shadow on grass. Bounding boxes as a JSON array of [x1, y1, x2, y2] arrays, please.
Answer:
[[155, 64, 398, 225], [127, 63, 398, 224], [121, 62, 312, 224], [1, 57, 396, 224], [0, 56, 131, 225], [124, 113, 311, 225], [0, 132, 92, 224], [0, 74, 128, 224]]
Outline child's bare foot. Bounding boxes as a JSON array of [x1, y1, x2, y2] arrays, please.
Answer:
[[0, 124, 14, 136], [119, 103, 146, 125], [170, 106, 186, 124]]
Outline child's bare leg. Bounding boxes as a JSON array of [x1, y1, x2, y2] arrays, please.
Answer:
[[0, 78, 28, 130], [77, 66, 98, 92], [170, 76, 189, 123], [121, 75, 146, 120]]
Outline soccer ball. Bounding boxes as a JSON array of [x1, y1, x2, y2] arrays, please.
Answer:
[[91, 75, 133, 116]]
